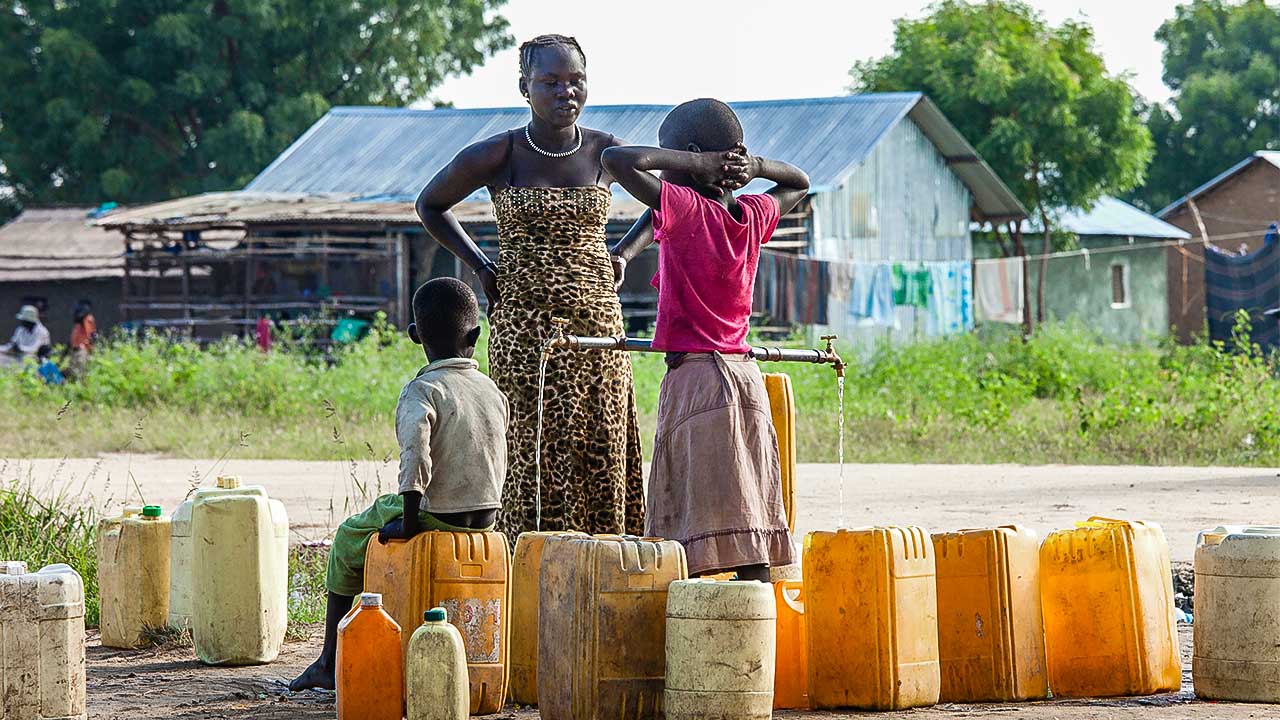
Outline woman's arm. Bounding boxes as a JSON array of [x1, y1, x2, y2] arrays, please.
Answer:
[[415, 136, 509, 310]]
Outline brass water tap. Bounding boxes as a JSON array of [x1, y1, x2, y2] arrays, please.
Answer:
[[547, 317, 571, 349], [820, 334, 847, 378]]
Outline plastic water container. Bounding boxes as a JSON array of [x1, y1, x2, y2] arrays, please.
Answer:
[[170, 475, 262, 630], [665, 579, 776, 720], [337, 593, 404, 720], [407, 607, 470, 720], [98, 505, 171, 648], [539, 535, 688, 720], [772, 580, 808, 710], [509, 531, 584, 706], [1040, 517, 1180, 697], [0, 562, 86, 720], [804, 527, 940, 710], [1193, 525, 1280, 702], [190, 475, 289, 665], [932, 525, 1048, 702], [763, 372, 797, 532], [363, 530, 509, 715]]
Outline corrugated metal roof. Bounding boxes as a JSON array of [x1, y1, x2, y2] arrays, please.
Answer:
[[1026, 196, 1191, 239], [1158, 151, 1280, 219], [246, 94, 1027, 220], [0, 207, 124, 281]]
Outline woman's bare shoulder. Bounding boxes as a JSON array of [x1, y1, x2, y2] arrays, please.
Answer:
[[582, 127, 626, 149], [453, 131, 515, 168]]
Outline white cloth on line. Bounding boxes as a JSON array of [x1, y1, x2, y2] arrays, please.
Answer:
[[974, 258, 1024, 324]]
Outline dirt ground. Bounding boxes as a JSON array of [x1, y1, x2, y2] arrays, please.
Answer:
[[14, 456, 1279, 561], [86, 627, 1272, 720]]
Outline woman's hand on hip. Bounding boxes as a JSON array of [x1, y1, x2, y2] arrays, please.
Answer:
[[610, 253, 628, 290], [479, 265, 501, 314]]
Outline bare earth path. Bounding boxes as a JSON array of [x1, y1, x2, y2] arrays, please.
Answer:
[[9, 457, 1279, 718]]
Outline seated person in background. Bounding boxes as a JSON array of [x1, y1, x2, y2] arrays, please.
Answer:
[[35, 345, 65, 385], [290, 278, 509, 691], [603, 98, 810, 582], [1, 305, 51, 362]]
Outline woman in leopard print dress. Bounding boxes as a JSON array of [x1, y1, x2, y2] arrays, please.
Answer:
[[415, 35, 648, 544]]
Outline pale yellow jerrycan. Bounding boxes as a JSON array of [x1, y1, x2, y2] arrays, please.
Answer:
[[665, 579, 776, 720], [407, 607, 470, 720], [190, 475, 289, 665], [932, 525, 1047, 702], [170, 475, 262, 630], [1040, 517, 1180, 697], [1193, 525, 1280, 702], [98, 505, 171, 648], [508, 530, 584, 707], [0, 562, 86, 720]]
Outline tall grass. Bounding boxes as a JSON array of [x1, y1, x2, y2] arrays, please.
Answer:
[[4, 311, 1280, 465]]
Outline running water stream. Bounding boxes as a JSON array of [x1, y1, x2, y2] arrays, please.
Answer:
[[533, 340, 554, 531], [836, 374, 846, 529]]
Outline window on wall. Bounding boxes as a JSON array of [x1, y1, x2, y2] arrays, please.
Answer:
[[1111, 262, 1131, 309]]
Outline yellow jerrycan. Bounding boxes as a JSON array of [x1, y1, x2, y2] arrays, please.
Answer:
[[804, 526, 940, 711], [538, 535, 688, 720], [1193, 525, 1280, 702], [0, 562, 86, 720], [170, 475, 259, 630], [363, 529, 510, 715], [1040, 517, 1180, 697], [665, 579, 776, 720], [508, 530, 584, 706], [98, 505, 171, 648], [190, 476, 289, 665], [932, 525, 1047, 702], [772, 580, 809, 710], [763, 372, 797, 532]]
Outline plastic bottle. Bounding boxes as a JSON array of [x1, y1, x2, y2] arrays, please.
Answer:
[[99, 505, 171, 649], [665, 579, 776, 720], [190, 475, 289, 665], [1193, 525, 1280, 702], [0, 562, 86, 720], [336, 593, 404, 720], [406, 607, 470, 720]]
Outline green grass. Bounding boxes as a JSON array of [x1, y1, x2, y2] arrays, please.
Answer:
[[5, 311, 1280, 466]]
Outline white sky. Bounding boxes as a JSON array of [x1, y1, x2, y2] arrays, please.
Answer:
[[430, 0, 1181, 110]]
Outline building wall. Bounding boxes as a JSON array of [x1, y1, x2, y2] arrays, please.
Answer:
[[1030, 237, 1169, 344], [810, 118, 973, 346], [0, 277, 123, 345], [1163, 160, 1280, 343]]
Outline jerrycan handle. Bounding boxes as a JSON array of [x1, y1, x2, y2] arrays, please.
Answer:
[[1197, 525, 1280, 546], [0, 561, 28, 575], [774, 580, 804, 613]]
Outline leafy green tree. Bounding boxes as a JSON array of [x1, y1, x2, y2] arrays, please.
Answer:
[[851, 0, 1152, 327], [0, 0, 511, 217], [1133, 0, 1280, 212]]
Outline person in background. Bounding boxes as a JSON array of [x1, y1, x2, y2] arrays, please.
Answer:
[[35, 345, 65, 385], [603, 98, 810, 581], [67, 300, 96, 379], [1, 305, 51, 362]]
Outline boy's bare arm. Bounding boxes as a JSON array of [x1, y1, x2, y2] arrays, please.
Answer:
[[742, 152, 810, 215], [601, 146, 747, 209]]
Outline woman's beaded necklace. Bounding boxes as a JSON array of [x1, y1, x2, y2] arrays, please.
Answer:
[[524, 123, 582, 158]]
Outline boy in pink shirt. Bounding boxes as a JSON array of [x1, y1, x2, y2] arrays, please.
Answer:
[[603, 98, 809, 579]]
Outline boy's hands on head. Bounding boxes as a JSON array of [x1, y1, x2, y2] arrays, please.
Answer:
[[692, 147, 751, 191]]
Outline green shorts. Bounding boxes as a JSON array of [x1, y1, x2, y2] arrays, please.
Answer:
[[325, 493, 495, 596]]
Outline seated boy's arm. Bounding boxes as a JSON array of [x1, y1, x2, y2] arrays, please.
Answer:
[[601, 146, 748, 210], [378, 490, 423, 543]]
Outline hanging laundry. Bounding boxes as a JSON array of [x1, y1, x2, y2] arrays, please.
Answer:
[[974, 257, 1025, 324], [1204, 223, 1280, 350], [892, 263, 930, 307], [756, 250, 830, 326], [925, 261, 974, 336], [849, 263, 897, 327]]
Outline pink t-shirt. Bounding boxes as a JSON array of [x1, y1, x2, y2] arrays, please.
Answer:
[[650, 181, 781, 353]]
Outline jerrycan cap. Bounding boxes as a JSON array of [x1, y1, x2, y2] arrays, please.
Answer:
[[424, 607, 447, 623], [359, 593, 383, 607], [142, 505, 162, 518], [216, 475, 242, 489], [0, 561, 28, 575]]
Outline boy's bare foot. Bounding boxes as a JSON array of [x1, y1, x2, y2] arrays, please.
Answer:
[[289, 658, 335, 691]]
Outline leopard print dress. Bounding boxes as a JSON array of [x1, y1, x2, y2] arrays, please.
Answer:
[[489, 184, 646, 545]]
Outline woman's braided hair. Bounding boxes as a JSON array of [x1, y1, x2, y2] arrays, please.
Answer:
[[518, 34, 586, 77]]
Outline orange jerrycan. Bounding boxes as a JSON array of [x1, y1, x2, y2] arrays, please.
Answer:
[[509, 531, 584, 707], [1040, 517, 1180, 697], [772, 580, 809, 710], [932, 525, 1047, 702], [804, 527, 940, 711], [363, 530, 510, 715], [538, 535, 688, 720], [763, 372, 797, 532], [336, 593, 404, 720]]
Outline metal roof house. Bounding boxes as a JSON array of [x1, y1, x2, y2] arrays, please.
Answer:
[[106, 93, 1025, 338]]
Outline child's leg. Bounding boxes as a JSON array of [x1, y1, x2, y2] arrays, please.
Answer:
[[289, 494, 404, 691]]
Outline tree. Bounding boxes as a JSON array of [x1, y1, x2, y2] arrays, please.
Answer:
[[1132, 0, 1280, 212], [0, 0, 511, 217], [850, 0, 1152, 329]]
